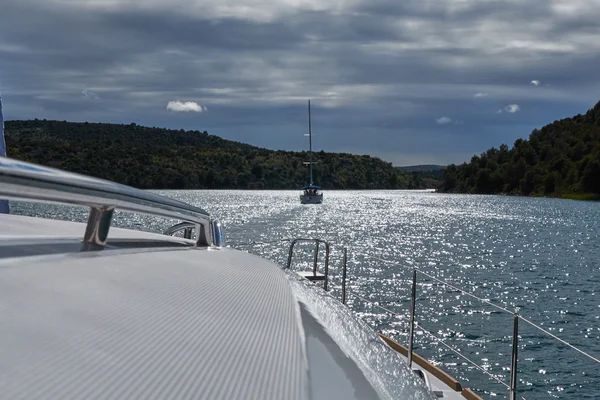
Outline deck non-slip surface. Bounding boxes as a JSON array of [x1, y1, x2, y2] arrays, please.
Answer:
[[0, 239, 309, 400]]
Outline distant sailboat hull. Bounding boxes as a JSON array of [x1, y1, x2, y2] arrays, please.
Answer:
[[300, 193, 323, 204]]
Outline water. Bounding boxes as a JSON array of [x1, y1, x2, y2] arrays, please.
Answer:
[[12, 190, 600, 400]]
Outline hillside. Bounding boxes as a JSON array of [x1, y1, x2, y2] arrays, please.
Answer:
[[395, 166, 445, 189], [4, 120, 411, 190], [396, 164, 445, 173], [439, 101, 600, 197]]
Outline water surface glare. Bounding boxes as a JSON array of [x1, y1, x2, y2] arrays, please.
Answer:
[[14, 190, 600, 400]]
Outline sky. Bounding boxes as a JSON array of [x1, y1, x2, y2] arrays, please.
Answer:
[[1, 0, 599, 166]]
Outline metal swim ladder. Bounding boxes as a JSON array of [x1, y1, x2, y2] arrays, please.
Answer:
[[285, 238, 349, 303]]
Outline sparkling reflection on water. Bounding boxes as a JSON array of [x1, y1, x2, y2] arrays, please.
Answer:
[[13, 190, 600, 400]]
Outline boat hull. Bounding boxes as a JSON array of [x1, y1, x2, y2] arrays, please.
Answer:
[[300, 194, 323, 204]]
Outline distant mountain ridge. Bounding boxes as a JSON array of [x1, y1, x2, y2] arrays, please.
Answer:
[[395, 164, 446, 172], [4, 119, 419, 190], [394, 165, 445, 189]]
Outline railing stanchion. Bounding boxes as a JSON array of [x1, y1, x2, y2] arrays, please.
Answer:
[[509, 310, 519, 400], [341, 248, 348, 304], [313, 241, 319, 275], [323, 242, 330, 291], [83, 206, 114, 247], [407, 268, 417, 368], [286, 239, 298, 269]]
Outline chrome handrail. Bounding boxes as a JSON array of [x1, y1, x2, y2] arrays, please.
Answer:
[[0, 157, 223, 247]]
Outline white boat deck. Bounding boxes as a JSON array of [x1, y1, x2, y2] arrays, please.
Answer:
[[0, 213, 443, 400], [0, 215, 311, 400]]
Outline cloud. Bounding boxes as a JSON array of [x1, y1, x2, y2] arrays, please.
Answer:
[[82, 89, 100, 100], [505, 104, 521, 113], [166, 101, 206, 112], [474, 92, 488, 98], [531, 80, 541, 86], [436, 116, 452, 124]]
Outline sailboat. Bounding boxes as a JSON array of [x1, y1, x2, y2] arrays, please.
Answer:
[[299, 100, 323, 204]]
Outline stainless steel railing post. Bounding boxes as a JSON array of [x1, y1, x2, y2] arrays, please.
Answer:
[[407, 268, 417, 368], [83, 206, 114, 246], [313, 241, 319, 275], [323, 242, 330, 291], [509, 311, 519, 400], [341, 248, 348, 304], [286, 239, 299, 269]]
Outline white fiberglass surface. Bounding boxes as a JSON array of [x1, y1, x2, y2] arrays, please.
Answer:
[[287, 271, 436, 400]]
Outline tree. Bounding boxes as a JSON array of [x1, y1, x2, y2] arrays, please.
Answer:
[[438, 100, 600, 197]]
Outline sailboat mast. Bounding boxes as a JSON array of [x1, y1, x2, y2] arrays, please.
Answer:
[[0, 90, 9, 214], [308, 100, 313, 185]]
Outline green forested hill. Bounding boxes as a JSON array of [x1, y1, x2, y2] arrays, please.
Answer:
[[396, 164, 445, 173], [4, 119, 410, 190], [395, 165, 445, 189], [439, 101, 600, 197]]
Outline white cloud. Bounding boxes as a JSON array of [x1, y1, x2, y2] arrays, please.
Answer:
[[436, 116, 452, 124], [63, 0, 347, 23], [505, 104, 520, 113], [474, 92, 488, 98], [497, 109, 503, 113], [531, 80, 541, 86], [166, 100, 205, 112], [82, 89, 100, 100]]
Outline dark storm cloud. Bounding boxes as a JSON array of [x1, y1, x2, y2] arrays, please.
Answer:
[[1, 0, 599, 165]]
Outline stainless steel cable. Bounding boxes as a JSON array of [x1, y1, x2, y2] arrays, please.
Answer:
[[414, 321, 511, 390], [364, 255, 515, 315], [361, 254, 600, 366], [346, 289, 407, 319], [416, 269, 514, 315], [518, 316, 600, 364], [338, 286, 512, 391]]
